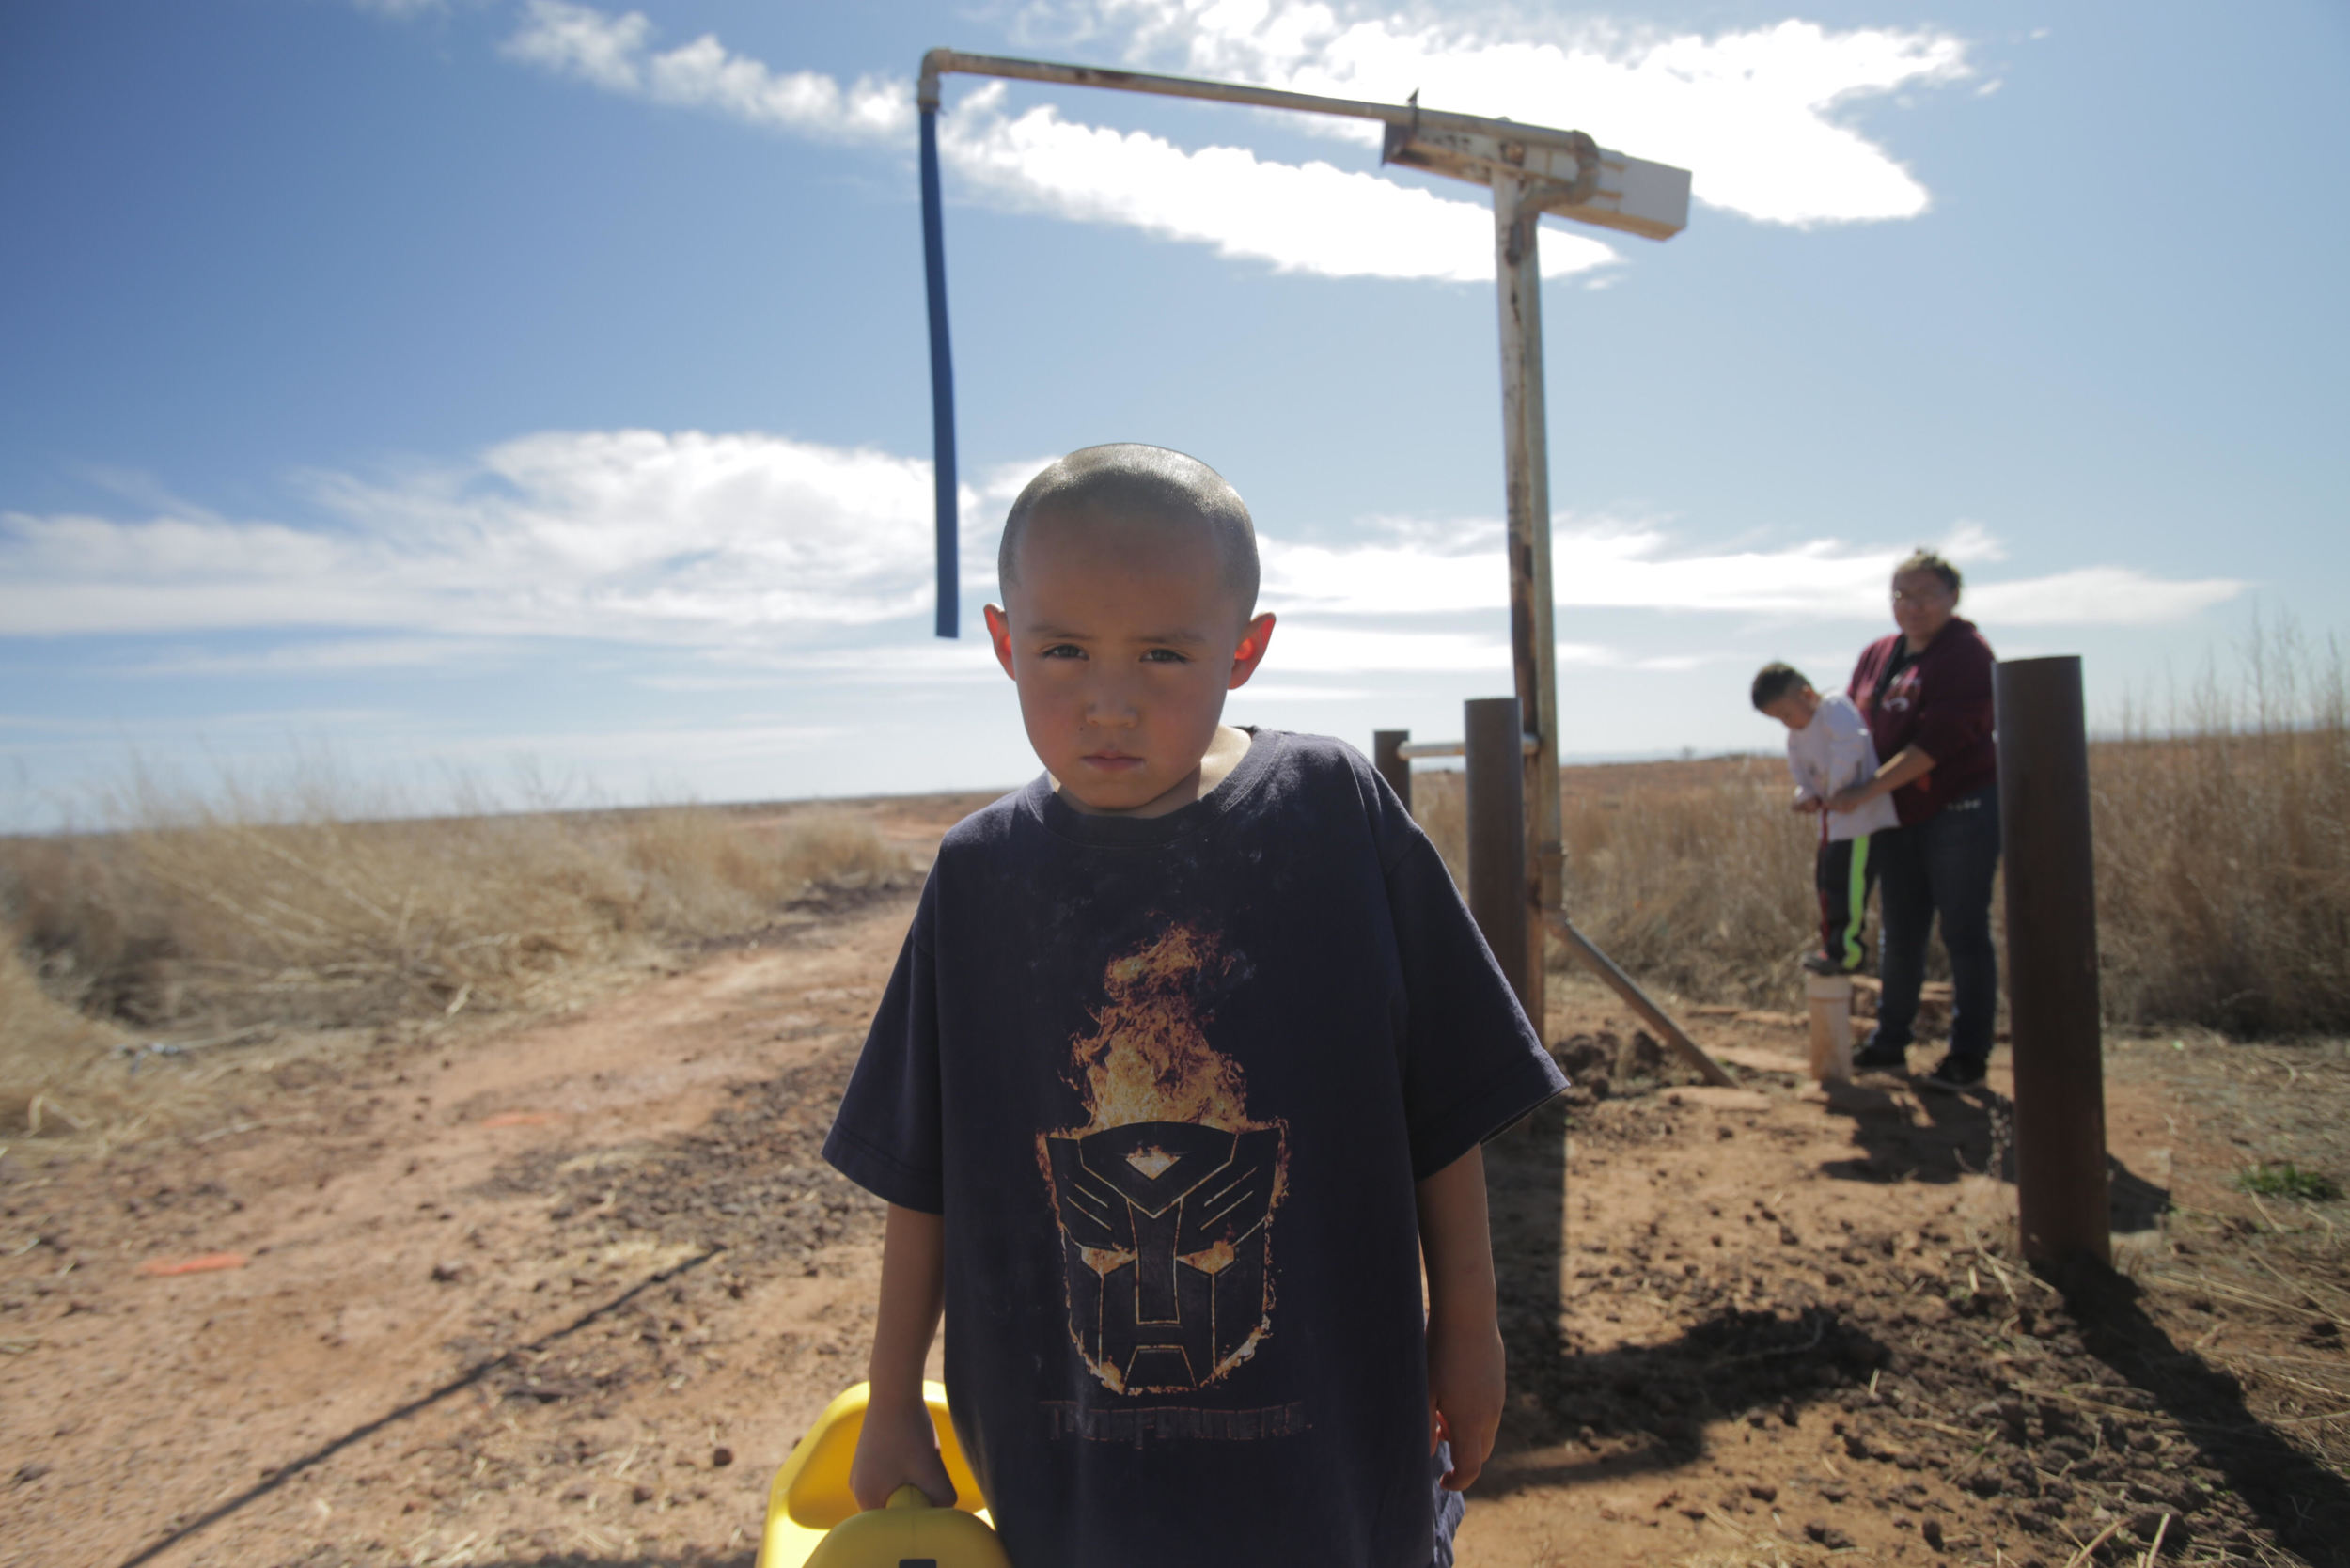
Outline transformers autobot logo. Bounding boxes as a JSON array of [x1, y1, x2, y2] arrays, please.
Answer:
[[1046, 1122, 1280, 1392], [1039, 924, 1289, 1395]]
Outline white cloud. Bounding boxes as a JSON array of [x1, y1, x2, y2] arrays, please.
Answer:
[[460, 720, 839, 767], [1262, 514, 2245, 625], [1, 431, 944, 643], [498, 2, 1621, 282], [938, 86, 1612, 282], [118, 636, 516, 678], [1939, 519, 2008, 563], [1270, 620, 1512, 673], [960, 455, 1060, 590], [635, 641, 1008, 688], [1966, 569, 2245, 627], [478, 1, 1985, 283], [0, 706, 407, 749], [4, 431, 2243, 692], [1093, 1, 1973, 225], [1226, 682, 1371, 701], [495, 0, 1987, 275], [503, 2, 911, 141]]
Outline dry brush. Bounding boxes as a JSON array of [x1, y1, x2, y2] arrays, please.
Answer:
[[1414, 642, 2349, 1033], [0, 791, 900, 1137]]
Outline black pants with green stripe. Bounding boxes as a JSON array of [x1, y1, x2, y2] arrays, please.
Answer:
[[1815, 832, 1879, 972]]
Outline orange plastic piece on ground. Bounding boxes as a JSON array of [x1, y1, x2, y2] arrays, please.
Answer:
[[137, 1252, 248, 1277]]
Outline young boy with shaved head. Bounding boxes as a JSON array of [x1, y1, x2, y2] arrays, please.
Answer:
[[824, 444, 1565, 1568]]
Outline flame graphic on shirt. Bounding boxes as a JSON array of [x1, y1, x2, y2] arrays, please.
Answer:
[[1038, 924, 1289, 1393], [1067, 924, 1271, 1137]]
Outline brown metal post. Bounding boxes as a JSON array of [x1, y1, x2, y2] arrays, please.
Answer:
[[1997, 655, 2111, 1271], [1372, 729, 1413, 814], [1494, 171, 1559, 1033], [1546, 915, 1737, 1088], [1466, 698, 1532, 1014]]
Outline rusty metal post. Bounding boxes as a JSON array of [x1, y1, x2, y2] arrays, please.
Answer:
[[1373, 729, 1413, 814], [1494, 170, 1559, 1033], [1997, 655, 2111, 1271], [1466, 697, 1532, 1014], [1545, 915, 1737, 1088]]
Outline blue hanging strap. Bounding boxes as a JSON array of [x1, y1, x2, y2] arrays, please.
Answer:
[[919, 104, 959, 639]]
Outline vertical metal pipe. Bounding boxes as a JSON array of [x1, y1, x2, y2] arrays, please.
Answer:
[[1493, 171, 1559, 1030], [1372, 729, 1413, 814], [1466, 697, 1532, 1014], [1997, 655, 2111, 1271], [918, 106, 960, 639]]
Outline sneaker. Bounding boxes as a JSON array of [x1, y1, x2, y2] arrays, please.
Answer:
[[1920, 1054, 1987, 1092], [1853, 1035, 1907, 1071], [1800, 951, 1844, 977]]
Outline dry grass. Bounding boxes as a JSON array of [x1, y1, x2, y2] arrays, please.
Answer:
[[1413, 631, 2350, 1032], [8, 626, 2341, 1144], [0, 941, 133, 1138], [2111, 1033, 2350, 1484], [1, 781, 901, 1137], [1415, 756, 1817, 1008], [2093, 628, 2350, 1036]]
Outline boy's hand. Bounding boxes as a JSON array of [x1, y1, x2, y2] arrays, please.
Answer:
[[849, 1394, 957, 1512], [851, 1204, 952, 1511], [1792, 793, 1824, 814], [1426, 1309, 1506, 1491], [1417, 1146, 1505, 1494]]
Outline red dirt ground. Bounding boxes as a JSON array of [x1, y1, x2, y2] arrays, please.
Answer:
[[5, 796, 2347, 1568]]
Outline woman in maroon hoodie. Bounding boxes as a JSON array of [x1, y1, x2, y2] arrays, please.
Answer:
[[1828, 549, 2000, 1090]]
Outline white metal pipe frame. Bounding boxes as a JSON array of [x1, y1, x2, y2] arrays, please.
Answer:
[[915, 47, 1691, 1026]]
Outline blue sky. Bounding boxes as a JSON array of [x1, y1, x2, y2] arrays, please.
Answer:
[[3, 0, 2344, 825]]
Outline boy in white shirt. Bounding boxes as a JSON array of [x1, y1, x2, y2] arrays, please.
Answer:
[[1752, 663, 1903, 975]]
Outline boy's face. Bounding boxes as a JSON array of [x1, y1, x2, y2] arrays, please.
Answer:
[[984, 507, 1275, 817], [1761, 684, 1819, 731]]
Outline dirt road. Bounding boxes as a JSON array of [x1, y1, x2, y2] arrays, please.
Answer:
[[6, 886, 2348, 1567], [1460, 1017, 2349, 1567], [1, 886, 922, 1568]]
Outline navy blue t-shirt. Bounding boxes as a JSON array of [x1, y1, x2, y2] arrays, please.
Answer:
[[823, 729, 1564, 1568]]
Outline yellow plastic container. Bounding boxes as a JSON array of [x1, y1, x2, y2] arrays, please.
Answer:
[[757, 1381, 1005, 1568], [802, 1484, 1013, 1568]]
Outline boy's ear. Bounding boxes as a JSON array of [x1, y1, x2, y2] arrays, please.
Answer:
[[983, 604, 1017, 681], [1227, 612, 1277, 691]]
